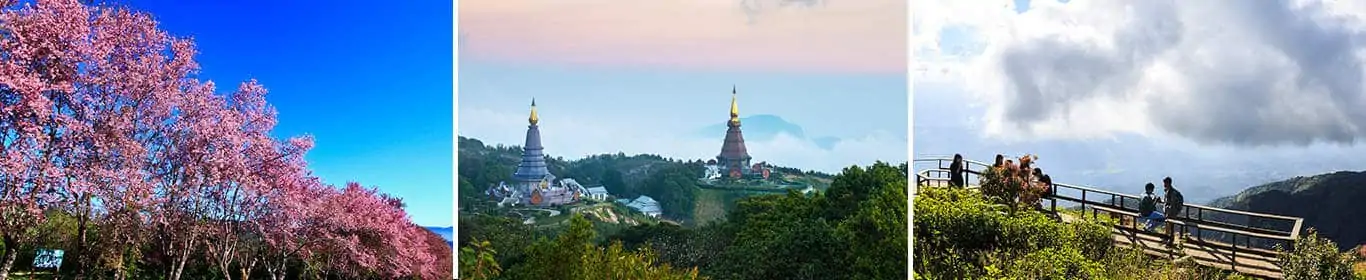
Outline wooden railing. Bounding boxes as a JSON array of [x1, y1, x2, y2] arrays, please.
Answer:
[[914, 157, 1306, 278]]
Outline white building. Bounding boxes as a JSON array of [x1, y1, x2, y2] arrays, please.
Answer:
[[625, 195, 662, 218], [703, 164, 722, 180], [560, 178, 584, 190], [584, 186, 610, 201]]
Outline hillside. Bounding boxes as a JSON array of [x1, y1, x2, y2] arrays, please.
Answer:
[[1208, 171, 1366, 251], [459, 161, 909, 280], [457, 136, 833, 223]]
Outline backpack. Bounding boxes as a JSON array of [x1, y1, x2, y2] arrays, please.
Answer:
[[1139, 194, 1157, 216], [1166, 189, 1184, 216]]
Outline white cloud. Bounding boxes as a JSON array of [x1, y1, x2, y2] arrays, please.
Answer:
[[459, 106, 906, 174], [917, 0, 1366, 146]]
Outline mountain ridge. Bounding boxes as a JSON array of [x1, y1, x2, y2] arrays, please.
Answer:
[[1209, 170, 1366, 251]]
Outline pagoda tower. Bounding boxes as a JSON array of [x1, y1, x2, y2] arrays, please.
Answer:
[[512, 99, 556, 197], [716, 86, 753, 178]]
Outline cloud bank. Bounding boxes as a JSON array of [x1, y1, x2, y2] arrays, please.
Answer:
[[917, 0, 1366, 146], [459, 0, 906, 74], [460, 107, 906, 174]]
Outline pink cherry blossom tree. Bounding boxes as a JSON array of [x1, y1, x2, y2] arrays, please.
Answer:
[[1, 1, 451, 279]]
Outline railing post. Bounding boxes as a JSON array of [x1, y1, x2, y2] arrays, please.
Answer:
[[1081, 190, 1087, 211], [1050, 196, 1057, 213], [1231, 234, 1238, 271], [1196, 208, 1203, 241]]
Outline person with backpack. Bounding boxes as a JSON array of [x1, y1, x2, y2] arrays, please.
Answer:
[[1163, 177, 1184, 219], [1139, 182, 1166, 232]]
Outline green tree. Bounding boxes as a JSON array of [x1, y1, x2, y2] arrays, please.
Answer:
[[459, 176, 478, 206], [712, 192, 842, 280], [579, 242, 705, 280], [458, 214, 535, 266], [506, 214, 704, 280], [1278, 229, 1357, 280], [459, 238, 501, 280], [602, 169, 628, 197], [838, 175, 909, 280], [825, 161, 907, 220], [507, 214, 595, 280], [643, 166, 699, 221]]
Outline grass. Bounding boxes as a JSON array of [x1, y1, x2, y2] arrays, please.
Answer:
[[692, 188, 732, 225], [537, 211, 571, 226], [9, 271, 56, 280]]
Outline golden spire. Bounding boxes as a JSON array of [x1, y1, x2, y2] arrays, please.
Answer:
[[729, 85, 739, 123], [529, 98, 539, 125]]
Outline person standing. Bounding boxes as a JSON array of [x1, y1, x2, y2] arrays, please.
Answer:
[[1163, 177, 1185, 219], [949, 154, 966, 188], [1163, 177, 1186, 239]]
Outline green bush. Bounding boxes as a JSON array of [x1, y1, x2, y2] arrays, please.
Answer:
[[1277, 230, 1357, 280], [914, 186, 1118, 278], [912, 185, 1235, 280]]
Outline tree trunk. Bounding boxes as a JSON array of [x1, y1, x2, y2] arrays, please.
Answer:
[[113, 252, 126, 280], [0, 244, 18, 280], [169, 240, 190, 280], [74, 196, 89, 280], [220, 259, 231, 280], [171, 252, 188, 280], [238, 258, 255, 280]]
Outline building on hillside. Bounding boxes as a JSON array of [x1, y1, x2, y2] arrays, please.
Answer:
[[584, 186, 610, 201], [712, 86, 754, 179], [560, 178, 584, 191], [488, 99, 581, 207], [532, 186, 579, 206], [703, 160, 722, 180], [752, 162, 773, 180], [625, 195, 662, 218]]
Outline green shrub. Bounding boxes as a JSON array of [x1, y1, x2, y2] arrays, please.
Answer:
[[914, 186, 1119, 278], [1278, 230, 1357, 280]]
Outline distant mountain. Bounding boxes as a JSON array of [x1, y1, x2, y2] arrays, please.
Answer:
[[1208, 171, 1366, 251], [698, 114, 804, 140], [697, 114, 843, 150], [426, 226, 453, 246]]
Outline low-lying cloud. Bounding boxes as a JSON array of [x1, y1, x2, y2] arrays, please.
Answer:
[[459, 107, 907, 174]]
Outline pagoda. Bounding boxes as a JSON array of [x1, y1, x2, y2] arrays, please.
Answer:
[[511, 99, 558, 203], [716, 86, 753, 178]]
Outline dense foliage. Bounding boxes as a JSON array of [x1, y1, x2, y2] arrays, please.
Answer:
[[456, 136, 831, 223], [977, 154, 1050, 210], [459, 214, 703, 280], [1276, 229, 1362, 280], [0, 1, 448, 279], [459, 161, 908, 280], [914, 186, 1247, 280]]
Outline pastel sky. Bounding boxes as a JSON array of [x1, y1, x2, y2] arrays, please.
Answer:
[[915, 0, 1366, 203], [458, 0, 908, 174], [127, 0, 453, 226]]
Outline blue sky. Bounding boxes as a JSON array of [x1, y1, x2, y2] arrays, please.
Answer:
[[458, 0, 907, 174], [914, 0, 1366, 203], [122, 0, 453, 226]]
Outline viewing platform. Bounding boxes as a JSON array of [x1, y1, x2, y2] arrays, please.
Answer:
[[915, 157, 1307, 279]]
